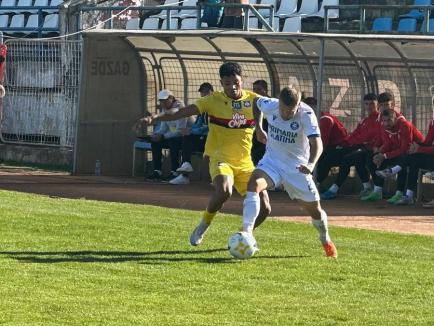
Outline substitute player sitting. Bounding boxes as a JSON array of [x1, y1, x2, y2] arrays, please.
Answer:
[[240, 86, 338, 258], [140, 62, 271, 246]]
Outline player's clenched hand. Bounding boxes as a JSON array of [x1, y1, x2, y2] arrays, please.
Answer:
[[297, 163, 314, 174], [256, 128, 268, 144], [408, 142, 419, 154], [141, 116, 154, 125], [373, 153, 385, 167]]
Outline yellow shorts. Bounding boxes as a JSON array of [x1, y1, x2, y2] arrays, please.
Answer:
[[208, 158, 254, 196]]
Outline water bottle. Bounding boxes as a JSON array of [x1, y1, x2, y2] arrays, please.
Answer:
[[95, 160, 101, 176]]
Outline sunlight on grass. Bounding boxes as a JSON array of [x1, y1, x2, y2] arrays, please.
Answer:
[[0, 190, 433, 325]]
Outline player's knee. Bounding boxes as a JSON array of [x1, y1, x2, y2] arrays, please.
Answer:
[[247, 178, 263, 193], [216, 187, 232, 201]]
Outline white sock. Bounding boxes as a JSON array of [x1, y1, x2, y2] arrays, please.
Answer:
[[242, 192, 261, 233], [363, 182, 371, 190], [374, 186, 382, 193], [406, 189, 414, 198], [328, 184, 339, 193], [391, 166, 402, 174], [312, 210, 331, 245]]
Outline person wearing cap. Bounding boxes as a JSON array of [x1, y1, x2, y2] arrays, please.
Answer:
[[140, 62, 271, 247], [147, 89, 195, 181], [169, 83, 213, 185]]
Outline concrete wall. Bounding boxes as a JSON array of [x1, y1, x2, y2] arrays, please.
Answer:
[[0, 143, 73, 167], [74, 33, 145, 175]]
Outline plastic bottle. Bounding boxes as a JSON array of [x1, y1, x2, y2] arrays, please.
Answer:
[[95, 160, 101, 176]]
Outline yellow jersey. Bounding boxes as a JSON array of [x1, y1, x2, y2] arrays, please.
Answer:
[[195, 90, 257, 166]]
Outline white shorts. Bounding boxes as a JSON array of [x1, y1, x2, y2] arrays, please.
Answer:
[[256, 155, 320, 202]]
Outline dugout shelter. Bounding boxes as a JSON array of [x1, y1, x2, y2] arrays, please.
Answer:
[[74, 30, 434, 176]]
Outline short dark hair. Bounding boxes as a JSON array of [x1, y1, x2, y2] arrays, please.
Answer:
[[303, 97, 317, 107], [363, 93, 378, 101], [219, 62, 242, 79], [280, 86, 300, 108], [198, 82, 214, 92], [378, 92, 394, 104], [253, 79, 268, 90]]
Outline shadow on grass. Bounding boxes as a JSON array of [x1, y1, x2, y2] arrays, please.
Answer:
[[0, 249, 308, 264]]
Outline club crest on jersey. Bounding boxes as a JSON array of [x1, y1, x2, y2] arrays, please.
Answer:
[[232, 101, 242, 110], [228, 112, 247, 128], [243, 101, 251, 107], [290, 121, 300, 130]]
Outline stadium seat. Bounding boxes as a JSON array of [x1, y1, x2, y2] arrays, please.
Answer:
[[26, 13, 41, 29], [34, 0, 49, 6], [126, 17, 140, 29], [148, 0, 181, 20], [400, 0, 432, 21], [29, 0, 48, 14], [420, 17, 434, 33], [42, 13, 58, 30], [16, 0, 32, 13], [397, 18, 417, 32], [295, 0, 318, 17], [9, 13, 25, 29], [273, 0, 297, 19], [0, 14, 9, 28], [256, 0, 277, 18], [161, 17, 178, 29], [49, 0, 62, 8], [132, 140, 152, 177], [309, 0, 339, 19], [371, 17, 393, 32], [180, 17, 199, 29], [141, 17, 159, 29], [0, 0, 17, 14], [281, 16, 301, 32], [247, 16, 258, 29]]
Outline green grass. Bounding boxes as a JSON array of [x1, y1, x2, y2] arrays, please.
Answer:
[[0, 190, 433, 325]]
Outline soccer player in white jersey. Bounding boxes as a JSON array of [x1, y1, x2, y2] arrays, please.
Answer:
[[241, 86, 338, 258]]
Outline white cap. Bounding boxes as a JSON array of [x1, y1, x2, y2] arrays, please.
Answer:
[[157, 89, 173, 101]]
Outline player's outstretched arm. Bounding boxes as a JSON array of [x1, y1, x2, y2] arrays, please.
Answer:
[[298, 136, 323, 174], [253, 97, 267, 144], [142, 104, 200, 125]]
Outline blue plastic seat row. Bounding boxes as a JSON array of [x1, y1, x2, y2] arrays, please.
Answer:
[[372, 17, 434, 33]]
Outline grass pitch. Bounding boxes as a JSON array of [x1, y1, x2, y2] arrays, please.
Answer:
[[0, 190, 433, 325]]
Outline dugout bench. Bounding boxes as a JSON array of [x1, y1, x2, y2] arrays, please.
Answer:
[[132, 139, 209, 181]]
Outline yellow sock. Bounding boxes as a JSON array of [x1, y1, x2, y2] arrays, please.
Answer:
[[202, 210, 217, 225]]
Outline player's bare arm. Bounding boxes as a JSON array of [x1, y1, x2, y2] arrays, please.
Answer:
[[298, 136, 323, 174], [141, 104, 200, 125], [253, 97, 267, 144]]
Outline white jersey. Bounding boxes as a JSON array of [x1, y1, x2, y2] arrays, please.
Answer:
[[256, 97, 320, 171]]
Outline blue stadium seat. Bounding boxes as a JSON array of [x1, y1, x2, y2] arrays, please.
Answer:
[[397, 18, 417, 32], [372, 17, 393, 32], [0, 14, 8, 27], [420, 17, 434, 33], [400, 0, 432, 21]]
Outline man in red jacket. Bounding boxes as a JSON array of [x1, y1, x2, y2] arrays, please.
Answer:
[[376, 115, 434, 206], [313, 97, 350, 188], [320, 93, 380, 200], [362, 108, 424, 202]]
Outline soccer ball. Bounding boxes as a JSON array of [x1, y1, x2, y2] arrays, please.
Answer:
[[228, 232, 258, 259]]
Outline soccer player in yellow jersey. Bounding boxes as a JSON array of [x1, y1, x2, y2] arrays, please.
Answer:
[[141, 62, 271, 246]]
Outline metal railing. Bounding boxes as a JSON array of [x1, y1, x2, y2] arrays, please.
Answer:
[[78, 3, 275, 31], [324, 5, 434, 34]]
